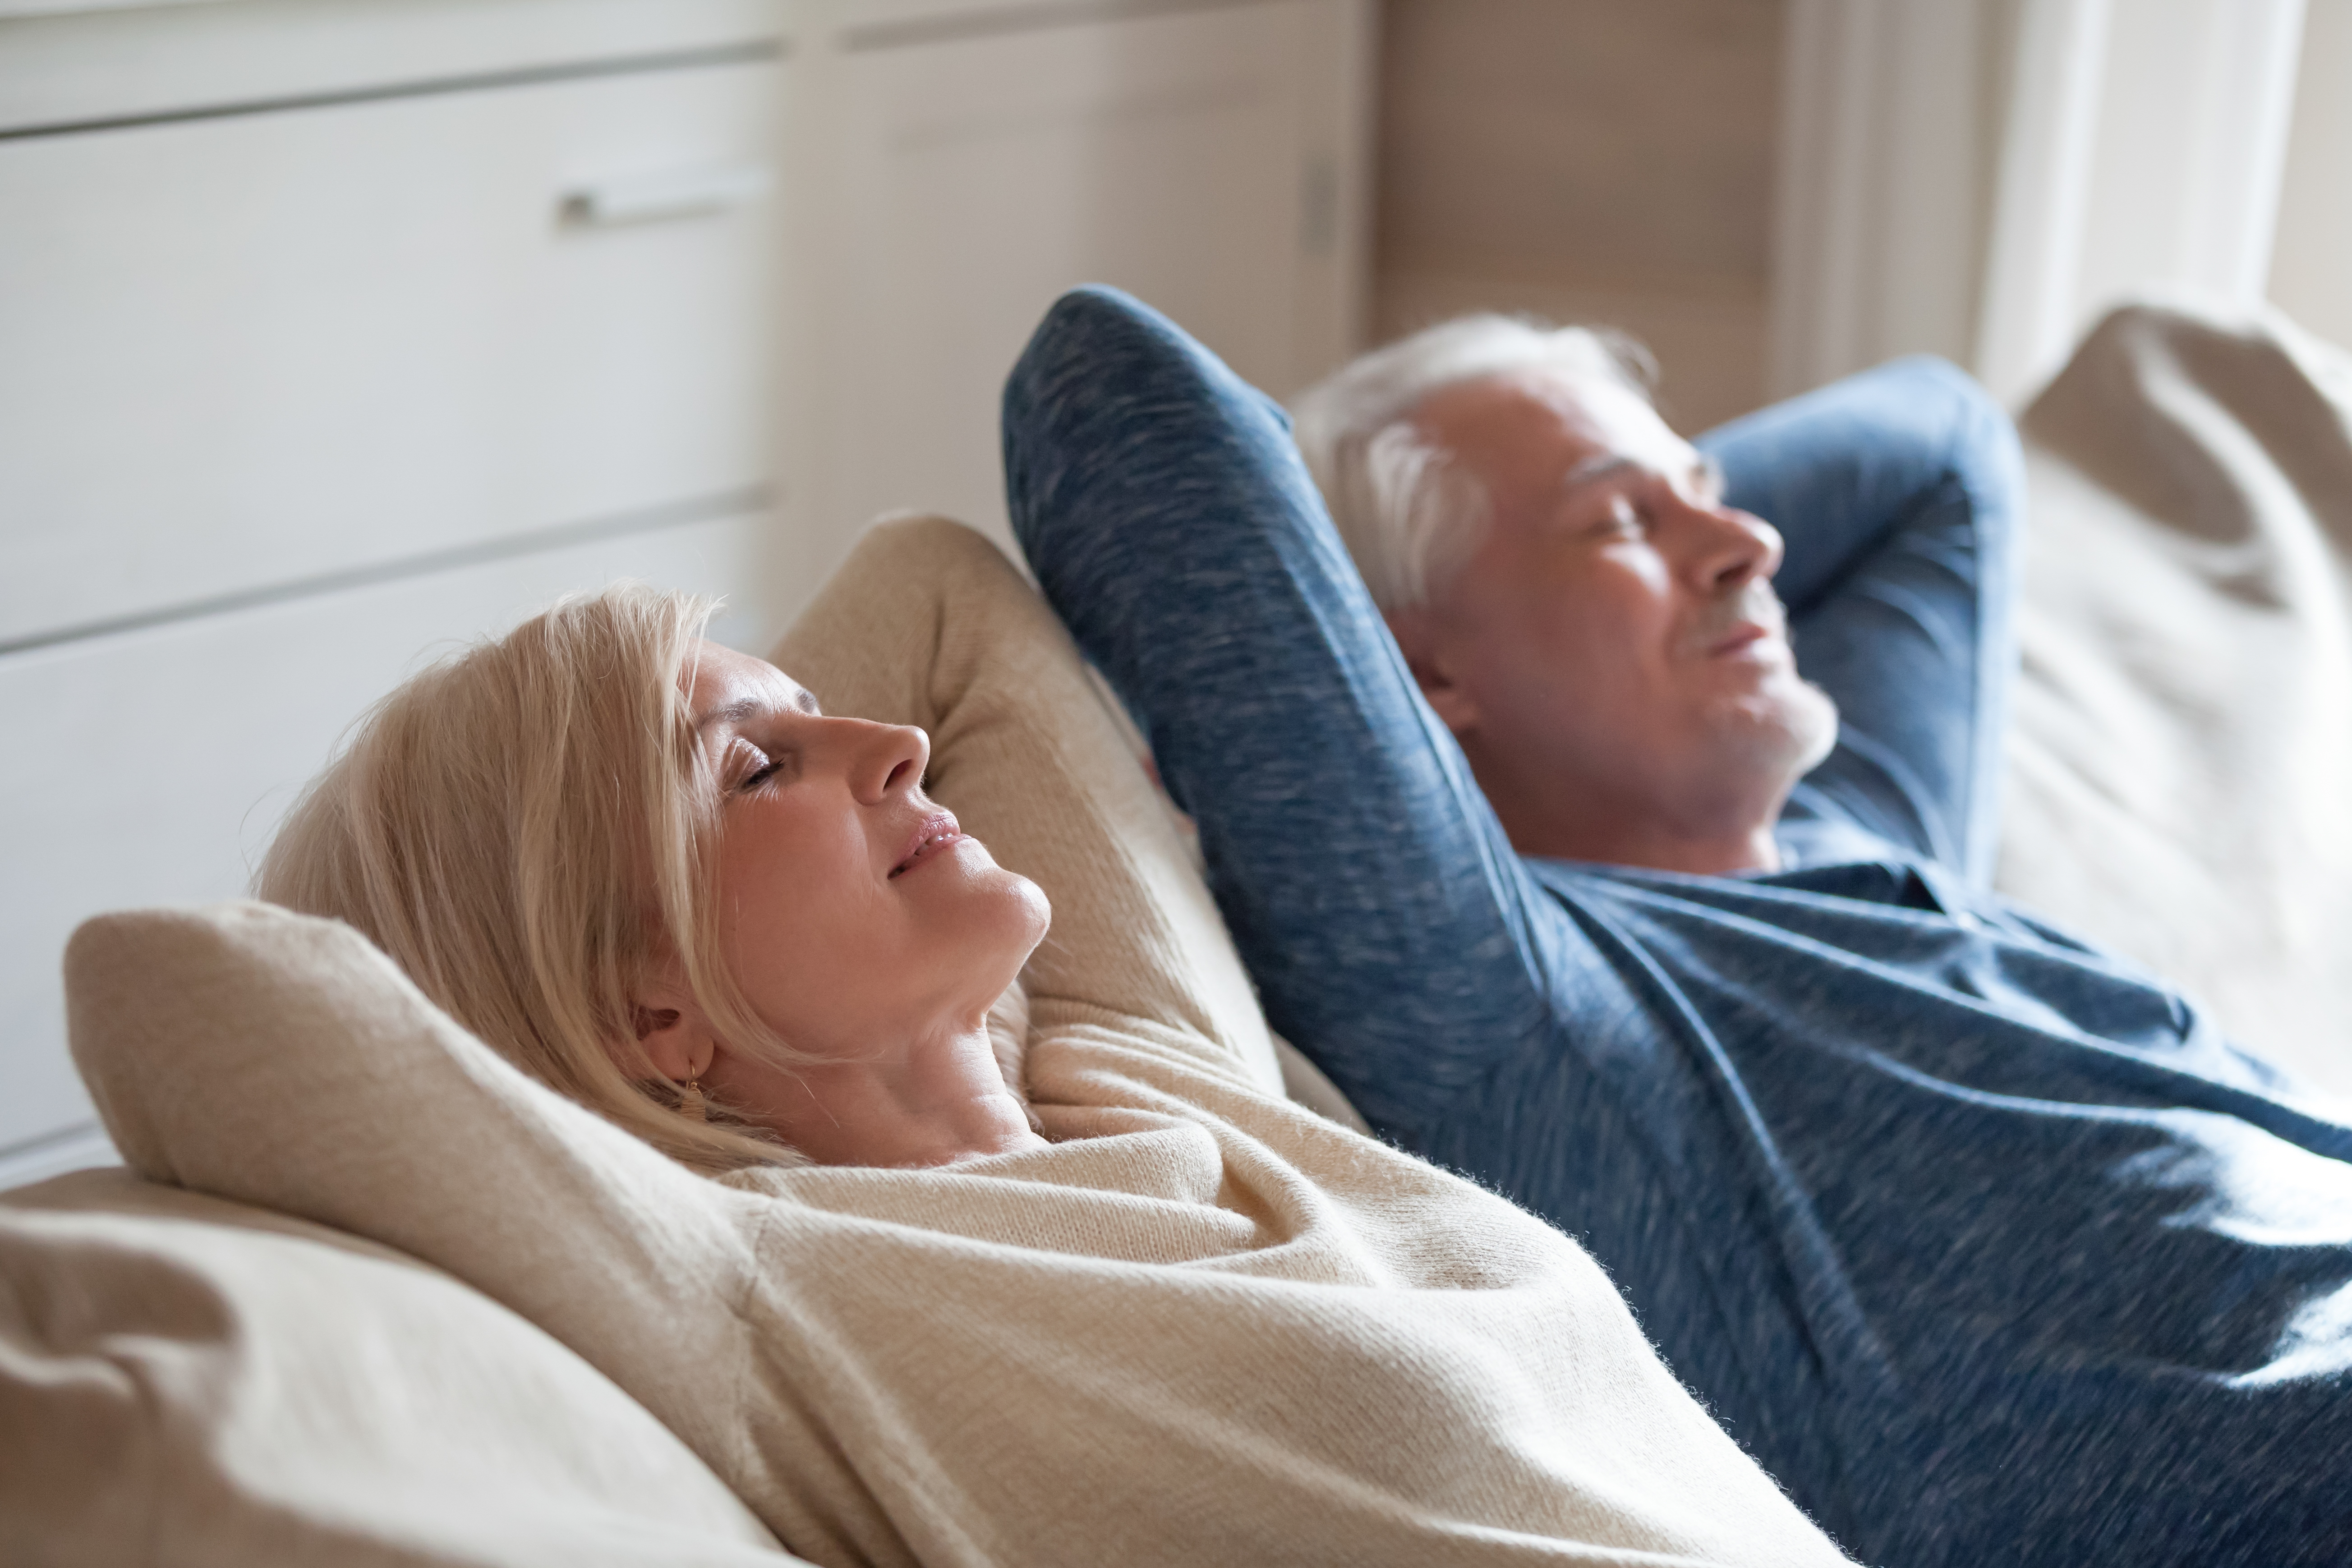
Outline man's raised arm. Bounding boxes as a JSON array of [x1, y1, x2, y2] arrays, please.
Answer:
[[1701, 358, 2025, 883], [1003, 287, 1569, 1134]]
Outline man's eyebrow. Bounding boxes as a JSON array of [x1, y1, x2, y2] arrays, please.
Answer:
[[1561, 454, 1637, 490], [1561, 452, 1721, 496]]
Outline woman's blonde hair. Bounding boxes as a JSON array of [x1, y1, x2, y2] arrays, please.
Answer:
[[255, 584, 807, 1174]]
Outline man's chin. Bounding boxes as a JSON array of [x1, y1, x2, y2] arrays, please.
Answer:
[[1786, 679, 1839, 774], [1713, 678, 1838, 782]]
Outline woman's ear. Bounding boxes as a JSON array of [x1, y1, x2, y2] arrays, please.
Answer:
[[631, 962, 718, 1085], [1384, 607, 1482, 737]]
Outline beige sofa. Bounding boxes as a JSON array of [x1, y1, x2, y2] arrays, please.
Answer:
[[9, 299, 2352, 1563]]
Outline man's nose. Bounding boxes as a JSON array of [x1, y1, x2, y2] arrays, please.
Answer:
[[1687, 501, 1784, 592], [850, 720, 930, 804]]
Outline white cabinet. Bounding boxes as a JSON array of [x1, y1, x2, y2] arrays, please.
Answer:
[[782, 0, 1372, 574], [0, 0, 782, 131], [1, 54, 782, 647]]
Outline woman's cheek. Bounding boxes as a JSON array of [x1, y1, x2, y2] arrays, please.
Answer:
[[717, 833, 833, 976]]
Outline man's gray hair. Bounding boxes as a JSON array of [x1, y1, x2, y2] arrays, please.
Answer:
[[1289, 315, 1656, 611]]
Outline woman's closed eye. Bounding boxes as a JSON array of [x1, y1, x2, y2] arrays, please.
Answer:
[[736, 744, 799, 792]]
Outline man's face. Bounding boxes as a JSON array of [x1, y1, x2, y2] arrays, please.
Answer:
[[1397, 369, 1836, 857]]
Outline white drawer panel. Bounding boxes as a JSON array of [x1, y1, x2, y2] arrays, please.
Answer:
[[0, 510, 764, 1161], [830, 0, 1259, 51], [0, 58, 781, 646], [0, 0, 786, 133]]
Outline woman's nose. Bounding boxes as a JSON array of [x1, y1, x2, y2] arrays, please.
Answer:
[[852, 721, 930, 804]]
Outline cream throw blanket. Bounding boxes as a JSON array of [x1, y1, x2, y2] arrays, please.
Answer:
[[65, 520, 1849, 1567], [1999, 301, 2352, 1096]]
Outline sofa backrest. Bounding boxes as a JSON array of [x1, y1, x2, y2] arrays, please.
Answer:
[[0, 1167, 808, 1567]]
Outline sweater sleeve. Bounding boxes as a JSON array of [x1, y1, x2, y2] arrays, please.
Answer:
[[770, 515, 1284, 1096]]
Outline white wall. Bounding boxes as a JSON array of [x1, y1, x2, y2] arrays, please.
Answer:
[[1776, 0, 2316, 407], [2270, 0, 2352, 350], [1770, 0, 1998, 399]]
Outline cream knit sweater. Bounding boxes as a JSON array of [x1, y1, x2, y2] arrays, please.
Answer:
[[68, 519, 1853, 1568]]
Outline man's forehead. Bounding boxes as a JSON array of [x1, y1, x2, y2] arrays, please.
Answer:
[[1418, 367, 1691, 480]]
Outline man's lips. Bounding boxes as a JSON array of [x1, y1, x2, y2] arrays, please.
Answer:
[[1688, 584, 1790, 660], [889, 811, 964, 878], [1707, 621, 1774, 657]]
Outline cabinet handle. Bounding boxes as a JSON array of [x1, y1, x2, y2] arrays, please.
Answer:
[[559, 163, 773, 226]]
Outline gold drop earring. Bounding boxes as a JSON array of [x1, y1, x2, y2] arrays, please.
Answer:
[[680, 1072, 706, 1123]]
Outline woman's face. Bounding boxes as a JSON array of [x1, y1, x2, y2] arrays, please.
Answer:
[[677, 639, 1050, 1071]]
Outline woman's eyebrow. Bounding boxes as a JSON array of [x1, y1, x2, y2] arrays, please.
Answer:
[[696, 688, 823, 735], [695, 697, 766, 736]]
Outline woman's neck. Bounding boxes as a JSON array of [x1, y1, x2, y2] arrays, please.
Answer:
[[731, 1019, 1047, 1168]]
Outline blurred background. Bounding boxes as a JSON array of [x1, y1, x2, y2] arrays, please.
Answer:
[[4, 0, 2347, 1185]]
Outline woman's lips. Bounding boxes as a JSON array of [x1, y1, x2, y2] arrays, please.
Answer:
[[889, 812, 965, 878]]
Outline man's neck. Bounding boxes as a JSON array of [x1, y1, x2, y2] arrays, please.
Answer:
[[1472, 754, 1788, 876]]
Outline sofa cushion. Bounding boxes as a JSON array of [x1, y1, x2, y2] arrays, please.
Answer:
[[1999, 301, 2352, 1092], [0, 1167, 804, 1567]]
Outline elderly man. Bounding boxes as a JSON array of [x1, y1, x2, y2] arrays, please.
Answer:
[[1004, 287, 2352, 1568]]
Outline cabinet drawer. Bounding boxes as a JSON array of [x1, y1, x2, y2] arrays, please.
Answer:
[[0, 56, 782, 647], [0, 510, 763, 1158], [0, 0, 784, 134]]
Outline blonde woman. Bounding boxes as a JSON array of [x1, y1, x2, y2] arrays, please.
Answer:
[[257, 554, 1055, 1178], [174, 503, 1859, 1567]]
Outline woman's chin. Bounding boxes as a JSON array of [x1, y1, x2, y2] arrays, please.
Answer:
[[925, 849, 1050, 983], [991, 868, 1053, 961]]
